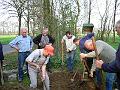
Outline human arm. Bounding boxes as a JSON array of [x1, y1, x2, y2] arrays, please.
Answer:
[[48, 35, 55, 45], [33, 34, 41, 45], [26, 61, 39, 69], [80, 42, 103, 59], [0, 42, 4, 60], [9, 37, 20, 51], [95, 60, 120, 73]]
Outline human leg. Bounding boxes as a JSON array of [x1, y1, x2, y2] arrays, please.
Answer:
[[43, 72, 50, 90], [96, 68, 102, 87], [25, 52, 31, 77], [28, 67, 38, 88], [106, 72, 115, 90], [18, 52, 25, 81]]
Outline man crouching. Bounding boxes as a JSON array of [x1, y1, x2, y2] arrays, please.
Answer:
[[26, 45, 54, 90]]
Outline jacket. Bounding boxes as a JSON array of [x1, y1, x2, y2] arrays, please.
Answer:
[[33, 34, 55, 49], [0, 42, 4, 60]]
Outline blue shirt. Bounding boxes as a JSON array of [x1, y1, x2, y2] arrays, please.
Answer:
[[9, 35, 33, 52]]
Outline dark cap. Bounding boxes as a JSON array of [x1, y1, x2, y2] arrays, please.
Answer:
[[79, 33, 94, 53], [82, 23, 94, 32]]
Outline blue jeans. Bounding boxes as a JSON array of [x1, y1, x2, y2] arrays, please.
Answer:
[[66, 50, 75, 72], [96, 69, 115, 90], [18, 52, 31, 81]]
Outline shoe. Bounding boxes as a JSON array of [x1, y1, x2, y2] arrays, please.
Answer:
[[84, 71, 88, 75], [18, 79, 22, 83], [89, 70, 94, 77], [29, 87, 39, 90], [114, 88, 119, 90]]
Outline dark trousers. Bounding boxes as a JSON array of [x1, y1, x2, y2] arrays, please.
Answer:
[[18, 51, 31, 81], [46, 58, 51, 71], [86, 58, 93, 70]]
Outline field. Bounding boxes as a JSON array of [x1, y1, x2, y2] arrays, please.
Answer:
[[0, 35, 16, 44]]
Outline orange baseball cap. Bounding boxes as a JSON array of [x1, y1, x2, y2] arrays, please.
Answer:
[[44, 45, 54, 56]]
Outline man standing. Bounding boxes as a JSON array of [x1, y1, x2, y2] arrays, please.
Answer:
[[33, 27, 55, 49], [0, 42, 4, 85], [26, 45, 54, 90], [80, 40, 116, 90], [9, 28, 33, 82], [33, 27, 55, 73], [61, 31, 76, 73], [95, 20, 120, 90]]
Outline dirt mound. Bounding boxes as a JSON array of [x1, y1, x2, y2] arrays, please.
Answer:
[[0, 71, 95, 90]]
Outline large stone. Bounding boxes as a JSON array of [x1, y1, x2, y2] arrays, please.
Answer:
[[8, 74, 17, 81], [3, 69, 18, 81]]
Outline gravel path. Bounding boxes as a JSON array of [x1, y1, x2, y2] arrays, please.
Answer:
[[2, 44, 16, 55]]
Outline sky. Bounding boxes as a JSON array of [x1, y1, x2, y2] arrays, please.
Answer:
[[0, 0, 120, 28]]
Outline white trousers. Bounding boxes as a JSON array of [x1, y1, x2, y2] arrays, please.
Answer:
[[28, 66, 50, 90]]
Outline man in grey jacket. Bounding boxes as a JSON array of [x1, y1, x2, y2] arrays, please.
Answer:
[[80, 40, 116, 90]]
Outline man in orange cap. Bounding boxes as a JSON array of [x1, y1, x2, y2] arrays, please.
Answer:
[[26, 45, 54, 90]]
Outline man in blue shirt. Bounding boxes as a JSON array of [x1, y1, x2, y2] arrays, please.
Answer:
[[9, 28, 33, 82], [95, 20, 120, 90]]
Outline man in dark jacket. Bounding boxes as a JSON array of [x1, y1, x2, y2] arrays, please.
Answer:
[[0, 42, 4, 65], [95, 20, 120, 90], [33, 27, 55, 49], [33, 27, 55, 73], [0, 42, 4, 85]]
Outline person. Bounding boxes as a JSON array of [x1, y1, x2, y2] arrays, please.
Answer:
[[0, 42, 4, 67], [81, 23, 95, 73], [80, 39, 116, 90], [33, 27, 55, 73], [33, 27, 55, 49], [61, 31, 76, 73], [0, 42, 4, 85], [95, 20, 120, 90], [73, 33, 94, 76], [9, 28, 33, 82], [26, 45, 54, 90]]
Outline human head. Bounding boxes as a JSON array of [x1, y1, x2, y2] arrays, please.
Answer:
[[82, 23, 94, 33], [43, 45, 54, 56], [73, 38, 80, 45], [84, 40, 94, 50], [66, 31, 72, 39], [42, 27, 48, 36], [20, 28, 28, 37], [115, 20, 120, 36]]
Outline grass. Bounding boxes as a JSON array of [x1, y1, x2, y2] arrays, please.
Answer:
[[106, 36, 120, 49], [0, 35, 16, 44], [2, 35, 120, 88]]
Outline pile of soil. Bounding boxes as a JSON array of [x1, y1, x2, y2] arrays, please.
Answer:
[[0, 71, 95, 90]]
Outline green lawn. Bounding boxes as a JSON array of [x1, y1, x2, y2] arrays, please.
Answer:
[[0, 35, 16, 44], [106, 36, 120, 49]]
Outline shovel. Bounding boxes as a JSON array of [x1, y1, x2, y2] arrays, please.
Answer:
[[70, 69, 78, 82]]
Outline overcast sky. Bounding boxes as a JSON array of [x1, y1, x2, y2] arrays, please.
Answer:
[[0, 0, 120, 28]]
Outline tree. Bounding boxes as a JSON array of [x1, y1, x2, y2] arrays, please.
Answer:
[[0, 0, 27, 35]]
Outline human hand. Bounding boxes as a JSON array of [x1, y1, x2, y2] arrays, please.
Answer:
[[41, 74, 46, 81], [80, 53, 87, 59], [66, 49, 70, 52], [15, 47, 19, 51], [36, 64, 40, 70], [95, 60, 104, 69]]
